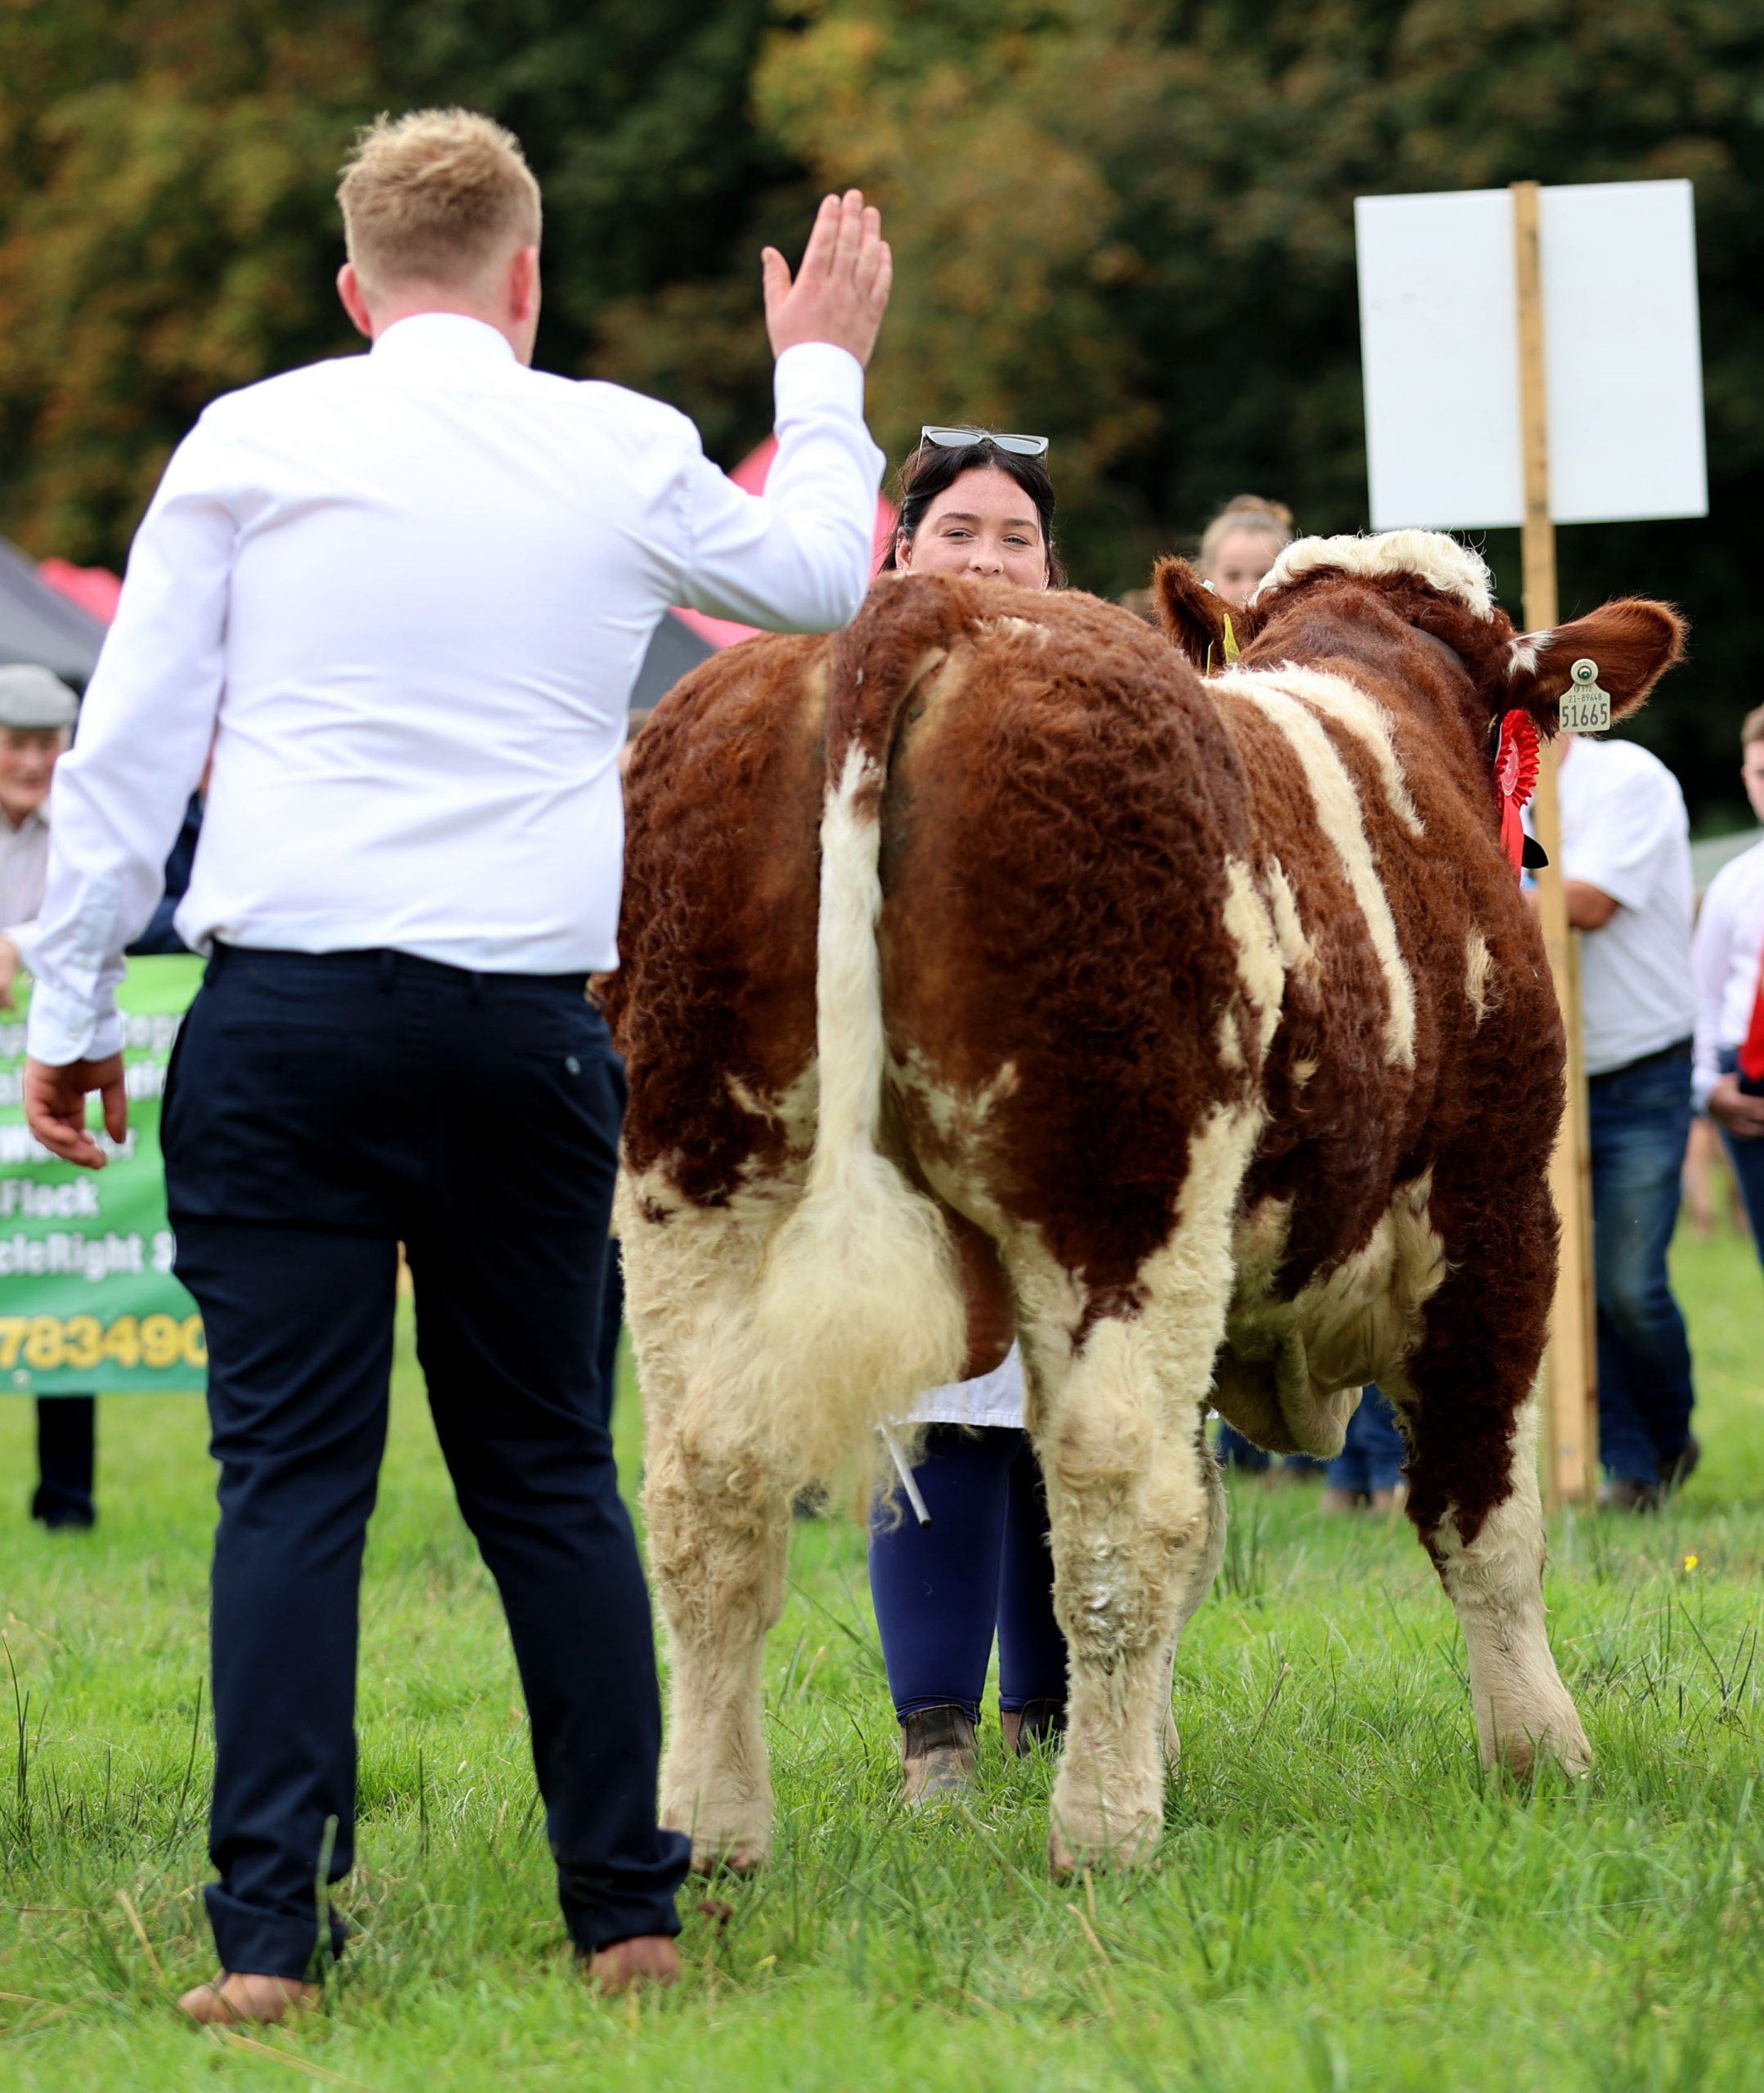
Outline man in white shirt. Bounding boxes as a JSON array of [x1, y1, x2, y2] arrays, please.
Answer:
[[1554, 733, 1699, 1510], [1690, 704, 1764, 1256], [22, 108, 893, 2020]]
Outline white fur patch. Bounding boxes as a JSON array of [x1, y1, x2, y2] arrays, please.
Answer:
[[1251, 664, 1426, 839], [1464, 930, 1497, 1028], [1222, 858, 1285, 1057], [1255, 529, 1494, 621], [1220, 674, 1417, 1068], [1264, 858, 1319, 982], [1507, 630, 1551, 679], [1221, 1175, 1447, 1450], [978, 614, 1050, 643]]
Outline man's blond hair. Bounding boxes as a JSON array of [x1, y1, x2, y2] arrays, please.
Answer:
[[1742, 704, 1764, 751], [338, 109, 541, 297]]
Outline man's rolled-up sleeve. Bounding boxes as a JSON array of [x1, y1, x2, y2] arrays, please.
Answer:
[[25, 419, 235, 1066], [677, 343, 885, 634]]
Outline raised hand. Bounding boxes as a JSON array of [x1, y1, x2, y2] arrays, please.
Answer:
[[762, 190, 893, 369]]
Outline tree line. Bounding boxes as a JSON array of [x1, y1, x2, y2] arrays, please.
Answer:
[[2, 0, 1760, 823]]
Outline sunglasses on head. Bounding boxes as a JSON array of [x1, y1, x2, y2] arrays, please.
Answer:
[[919, 425, 1050, 459]]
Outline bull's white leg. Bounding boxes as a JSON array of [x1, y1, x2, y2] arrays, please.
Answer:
[[1036, 1362, 1217, 1874], [1019, 1103, 1256, 1875], [1429, 1400, 1592, 1778], [618, 1178, 792, 1871]]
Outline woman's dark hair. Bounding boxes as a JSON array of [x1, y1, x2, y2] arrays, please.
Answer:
[[883, 437, 1066, 587]]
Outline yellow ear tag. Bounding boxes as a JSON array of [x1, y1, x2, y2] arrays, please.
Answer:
[[1222, 613, 1240, 665]]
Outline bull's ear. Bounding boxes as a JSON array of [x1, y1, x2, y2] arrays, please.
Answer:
[[1506, 598, 1686, 734], [1154, 556, 1235, 670]]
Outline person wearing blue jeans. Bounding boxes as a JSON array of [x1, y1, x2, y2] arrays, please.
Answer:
[[1550, 734, 1699, 1511], [1588, 1043, 1697, 1496], [1323, 1384, 1407, 1512]]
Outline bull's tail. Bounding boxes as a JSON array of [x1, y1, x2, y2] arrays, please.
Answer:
[[749, 580, 972, 1485]]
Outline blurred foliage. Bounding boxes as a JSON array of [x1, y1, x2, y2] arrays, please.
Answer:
[[2, 0, 1762, 821]]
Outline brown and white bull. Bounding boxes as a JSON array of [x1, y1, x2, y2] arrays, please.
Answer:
[[605, 529, 1685, 1876]]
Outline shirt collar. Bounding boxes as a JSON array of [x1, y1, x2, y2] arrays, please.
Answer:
[[369, 312, 518, 368]]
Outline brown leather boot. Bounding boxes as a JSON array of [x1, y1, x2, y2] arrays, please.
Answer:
[[1000, 1698, 1068, 1756], [900, 1705, 978, 1804]]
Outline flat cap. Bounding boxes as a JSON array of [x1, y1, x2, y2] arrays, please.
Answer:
[[0, 664, 78, 731]]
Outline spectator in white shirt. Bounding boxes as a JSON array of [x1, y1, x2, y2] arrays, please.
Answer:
[[1551, 733, 1699, 1511], [1690, 704, 1764, 1255], [22, 108, 893, 2023]]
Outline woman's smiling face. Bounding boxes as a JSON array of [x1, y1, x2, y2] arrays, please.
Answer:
[[895, 465, 1050, 590]]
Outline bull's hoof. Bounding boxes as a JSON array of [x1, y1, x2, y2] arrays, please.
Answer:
[[1476, 1683, 1594, 1783], [1047, 1805, 1162, 1880], [688, 1838, 768, 1879], [1488, 1718, 1594, 1782]]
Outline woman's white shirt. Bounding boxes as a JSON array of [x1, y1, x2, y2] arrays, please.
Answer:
[[910, 1341, 1025, 1431]]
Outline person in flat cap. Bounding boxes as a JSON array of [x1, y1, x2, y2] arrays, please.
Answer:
[[0, 664, 95, 1527], [1, 664, 204, 1531], [0, 665, 78, 1009]]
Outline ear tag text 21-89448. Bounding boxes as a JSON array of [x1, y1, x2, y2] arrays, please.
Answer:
[[1559, 657, 1611, 735]]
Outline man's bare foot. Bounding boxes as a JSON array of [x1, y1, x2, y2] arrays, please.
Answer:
[[178, 1972, 320, 2024], [581, 1934, 681, 1995]]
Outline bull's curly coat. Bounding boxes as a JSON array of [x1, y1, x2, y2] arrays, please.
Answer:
[[605, 532, 1686, 1876]]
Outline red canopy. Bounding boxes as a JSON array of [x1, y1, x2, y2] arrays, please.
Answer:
[[38, 557, 121, 625]]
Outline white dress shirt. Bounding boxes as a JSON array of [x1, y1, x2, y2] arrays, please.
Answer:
[[1556, 737, 1697, 1077], [28, 317, 884, 1065], [1691, 834, 1764, 1110]]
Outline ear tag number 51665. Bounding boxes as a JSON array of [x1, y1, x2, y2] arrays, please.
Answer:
[[1560, 658, 1611, 735]]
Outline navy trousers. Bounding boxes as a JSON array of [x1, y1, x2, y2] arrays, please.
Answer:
[[867, 1425, 1068, 1723], [31, 1395, 96, 1527], [1325, 1384, 1407, 1497], [163, 944, 687, 1979]]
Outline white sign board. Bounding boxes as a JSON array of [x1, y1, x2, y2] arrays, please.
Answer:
[[1355, 181, 1707, 531]]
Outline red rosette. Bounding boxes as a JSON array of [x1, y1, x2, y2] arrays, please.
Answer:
[[1494, 710, 1540, 875]]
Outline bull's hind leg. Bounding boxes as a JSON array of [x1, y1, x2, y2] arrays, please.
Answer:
[[617, 1178, 794, 1871], [1017, 1106, 1253, 1875], [1399, 1205, 1592, 1779]]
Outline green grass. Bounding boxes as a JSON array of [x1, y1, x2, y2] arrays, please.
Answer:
[[2, 1230, 1762, 2091]]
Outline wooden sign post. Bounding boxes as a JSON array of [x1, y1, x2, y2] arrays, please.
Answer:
[[1512, 180, 1599, 1510], [1356, 175, 1707, 1509]]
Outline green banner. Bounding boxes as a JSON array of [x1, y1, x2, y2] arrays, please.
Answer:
[[0, 956, 206, 1394]]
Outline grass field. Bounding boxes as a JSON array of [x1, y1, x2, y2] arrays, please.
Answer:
[[2, 1229, 1762, 2091]]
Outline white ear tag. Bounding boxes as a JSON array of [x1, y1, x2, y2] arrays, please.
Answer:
[[1559, 657, 1611, 735]]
